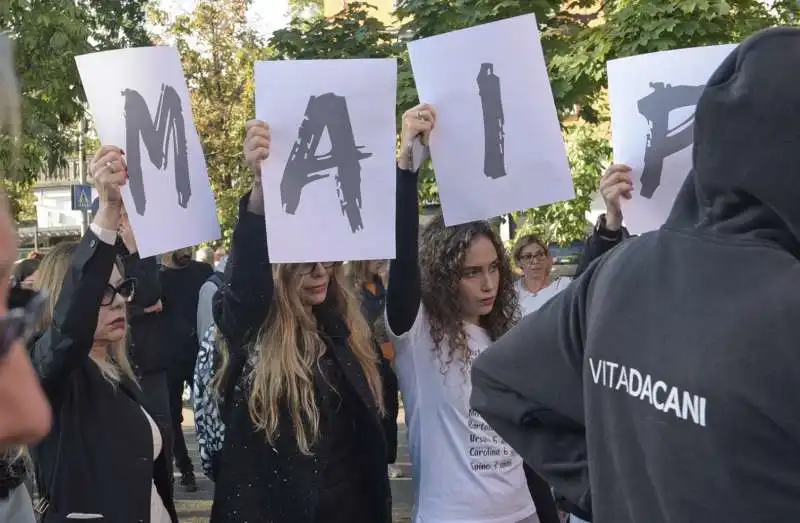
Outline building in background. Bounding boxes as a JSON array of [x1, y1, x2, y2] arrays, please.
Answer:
[[17, 158, 90, 257], [323, 0, 398, 26]]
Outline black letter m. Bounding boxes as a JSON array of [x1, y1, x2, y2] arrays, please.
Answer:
[[122, 84, 191, 216]]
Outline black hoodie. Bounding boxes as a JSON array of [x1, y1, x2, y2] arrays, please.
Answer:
[[470, 28, 800, 523]]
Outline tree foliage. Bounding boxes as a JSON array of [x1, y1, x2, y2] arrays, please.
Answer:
[[1, 0, 150, 222], [287, 0, 324, 20], [148, 0, 268, 248], [394, 0, 798, 244]]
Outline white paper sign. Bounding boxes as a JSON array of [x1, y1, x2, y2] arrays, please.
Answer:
[[608, 44, 737, 234], [76, 46, 221, 258], [255, 59, 397, 263], [407, 14, 574, 226]]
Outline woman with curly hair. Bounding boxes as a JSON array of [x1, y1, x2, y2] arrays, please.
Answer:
[[386, 105, 558, 523]]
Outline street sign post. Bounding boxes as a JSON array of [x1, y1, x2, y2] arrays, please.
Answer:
[[71, 184, 93, 212]]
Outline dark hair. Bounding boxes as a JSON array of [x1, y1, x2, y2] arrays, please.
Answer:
[[12, 258, 39, 284], [419, 214, 519, 373], [512, 233, 548, 263]]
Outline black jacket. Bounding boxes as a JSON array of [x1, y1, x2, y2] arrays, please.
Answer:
[[471, 29, 800, 523], [29, 230, 177, 523], [160, 260, 213, 375], [122, 249, 167, 375], [209, 195, 398, 523], [574, 215, 630, 279]]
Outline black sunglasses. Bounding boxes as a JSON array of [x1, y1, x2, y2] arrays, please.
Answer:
[[0, 286, 47, 359], [102, 278, 136, 306], [297, 262, 339, 275]]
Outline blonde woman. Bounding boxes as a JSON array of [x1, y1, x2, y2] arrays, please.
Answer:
[[29, 147, 177, 522], [209, 120, 398, 523]]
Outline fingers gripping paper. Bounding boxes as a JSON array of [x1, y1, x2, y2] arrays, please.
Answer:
[[607, 44, 737, 234]]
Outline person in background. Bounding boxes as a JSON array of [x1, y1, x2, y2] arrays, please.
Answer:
[[197, 255, 227, 343], [0, 30, 51, 450], [471, 29, 800, 523], [213, 247, 226, 268], [348, 260, 402, 479], [195, 247, 214, 266], [30, 146, 177, 521], [12, 258, 39, 288], [512, 235, 570, 316], [160, 246, 213, 492], [573, 164, 633, 279], [387, 104, 558, 523], [209, 120, 398, 522]]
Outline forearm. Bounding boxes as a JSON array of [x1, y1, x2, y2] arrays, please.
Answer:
[[386, 166, 422, 335], [213, 191, 273, 350]]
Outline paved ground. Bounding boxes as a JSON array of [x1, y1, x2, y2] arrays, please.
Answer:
[[175, 407, 413, 522]]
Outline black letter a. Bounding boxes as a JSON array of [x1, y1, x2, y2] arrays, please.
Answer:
[[637, 82, 704, 198], [477, 63, 507, 180], [281, 93, 371, 233], [122, 84, 191, 216]]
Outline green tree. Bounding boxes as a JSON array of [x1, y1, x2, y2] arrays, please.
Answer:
[[1, 0, 150, 222], [396, 0, 798, 244], [149, 0, 267, 247], [287, 0, 324, 19]]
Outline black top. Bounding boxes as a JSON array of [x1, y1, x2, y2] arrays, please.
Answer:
[[29, 230, 177, 523], [122, 250, 168, 375], [314, 351, 368, 523], [160, 259, 212, 373], [471, 28, 800, 523], [209, 193, 398, 523]]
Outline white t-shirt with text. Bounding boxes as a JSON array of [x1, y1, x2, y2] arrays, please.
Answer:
[[389, 306, 536, 523], [515, 277, 571, 316]]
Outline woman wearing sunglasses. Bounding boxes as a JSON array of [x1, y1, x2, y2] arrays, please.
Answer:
[[208, 120, 398, 523], [28, 146, 177, 522]]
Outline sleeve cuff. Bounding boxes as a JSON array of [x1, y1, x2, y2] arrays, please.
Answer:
[[89, 222, 118, 246]]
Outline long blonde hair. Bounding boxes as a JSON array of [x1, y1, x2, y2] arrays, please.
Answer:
[[247, 263, 384, 455], [0, 33, 20, 180], [35, 242, 137, 385]]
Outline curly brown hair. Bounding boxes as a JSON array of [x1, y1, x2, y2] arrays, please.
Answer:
[[419, 214, 520, 373]]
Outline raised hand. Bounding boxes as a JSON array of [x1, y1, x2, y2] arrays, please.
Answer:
[[599, 164, 633, 231], [244, 120, 271, 182], [398, 104, 436, 171], [243, 120, 270, 216], [90, 145, 127, 231]]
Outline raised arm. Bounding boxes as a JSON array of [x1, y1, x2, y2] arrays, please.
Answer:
[[31, 146, 126, 403], [575, 164, 633, 277], [386, 104, 435, 336], [212, 120, 274, 351]]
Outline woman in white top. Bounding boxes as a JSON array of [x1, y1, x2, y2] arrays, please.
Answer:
[[386, 105, 559, 523], [512, 235, 571, 317]]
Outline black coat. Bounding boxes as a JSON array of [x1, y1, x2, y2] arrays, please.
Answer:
[[209, 195, 398, 523], [29, 230, 178, 523], [122, 249, 167, 376]]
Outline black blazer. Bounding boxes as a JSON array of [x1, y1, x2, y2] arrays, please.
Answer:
[[209, 195, 398, 523], [122, 249, 167, 376], [29, 231, 178, 523]]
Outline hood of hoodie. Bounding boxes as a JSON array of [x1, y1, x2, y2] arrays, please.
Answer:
[[665, 27, 800, 256]]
